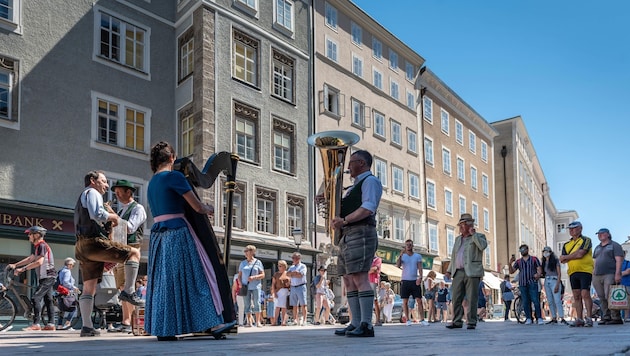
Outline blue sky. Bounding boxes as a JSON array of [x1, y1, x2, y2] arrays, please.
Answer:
[[352, 0, 630, 244]]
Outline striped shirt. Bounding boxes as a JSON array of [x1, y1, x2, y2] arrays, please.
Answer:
[[512, 256, 540, 286]]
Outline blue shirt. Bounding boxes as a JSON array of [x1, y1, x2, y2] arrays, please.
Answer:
[[147, 171, 193, 230], [400, 252, 423, 281], [239, 258, 264, 290], [345, 171, 382, 214], [622, 260, 630, 286], [287, 262, 307, 286]]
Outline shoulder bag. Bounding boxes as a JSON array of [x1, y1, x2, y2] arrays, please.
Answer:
[[238, 259, 257, 297]]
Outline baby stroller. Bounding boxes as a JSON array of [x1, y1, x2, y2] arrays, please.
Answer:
[[93, 271, 122, 329]]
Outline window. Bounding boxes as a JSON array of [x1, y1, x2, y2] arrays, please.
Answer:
[[178, 30, 194, 82], [0, 57, 17, 124], [445, 189, 453, 216], [390, 79, 399, 100], [274, 0, 293, 33], [423, 96, 433, 123], [97, 10, 148, 73], [375, 159, 387, 187], [446, 227, 455, 257], [455, 120, 463, 145], [92, 93, 150, 155], [325, 2, 337, 29], [373, 68, 383, 90], [482, 174, 489, 197], [233, 30, 259, 86], [409, 172, 419, 199], [557, 223, 566, 234], [424, 137, 434, 165], [287, 194, 304, 237], [0, 0, 20, 33], [272, 118, 294, 174], [406, 91, 415, 110], [393, 215, 404, 241], [256, 187, 276, 234], [429, 221, 438, 252], [222, 180, 245, 229], [472, 202, 478, 227], [459, 195, 466, 215], [372, 37, 382, 59], [235, 0, 258, 14], [391, 120, 401, 146], [471, 166, 478, 191], [325, 37, 338, 62], [392, 166, 403, 193], [469, 130, 476, 154], [427, 181, 436, 209], [405, 62, 414, 81], [352, 54, 363, 78], [179, 113, 194, 158], [483, 208, 490, 231], [457, 157, 465, 182], [410, 222, 419, 244], [234, 101, 259, 163], [442, 148, 451, 175], [272, 49, 294, 102], [389, 49, 398, 70], [407, 129, 417, 154], [481, 140, 488, 162], [322, 84, 341, 116], [351, 22, 362, 45], [351, 98, 365, 128], [374, 111, 385, 137], [441, 109, 449, 135]]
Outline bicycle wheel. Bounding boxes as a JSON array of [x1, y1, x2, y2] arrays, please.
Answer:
[[0, 293, 17, 331], [513, 296, 526, 324]]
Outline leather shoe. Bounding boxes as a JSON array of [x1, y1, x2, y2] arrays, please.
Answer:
[[606, 319, 624, 325], [334, 324, 355, 336], [211, 320, 237, 336], [445, 323, 462, 329], [346, 322, 374, 337], [467, 324, 476, 329]]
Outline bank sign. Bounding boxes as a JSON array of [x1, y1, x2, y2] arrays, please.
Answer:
[[0, 211, 74, 234]]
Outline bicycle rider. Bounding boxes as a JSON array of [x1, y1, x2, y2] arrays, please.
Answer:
[[8, 226, 57, 331]]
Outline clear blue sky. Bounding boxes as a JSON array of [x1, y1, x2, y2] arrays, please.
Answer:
[[353, 0, 630, 244]]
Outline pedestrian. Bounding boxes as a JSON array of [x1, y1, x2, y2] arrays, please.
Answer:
[[396, 239, 429, 326], [621, 251, 630, 322], [271, 260, 290, 326], [559, 220, 594, 327], [509, 244, 544, 325], [500, 274, 514, 322], [424, 270, 438, 322], [56, 257, 79, 330], [592, 228, 624, 325], [381, 282, 395, 323], [110, 179, 147, 333], [232, 273, 245, 326], [436, 281, 449, 323], [330, 150, 382, 338], [287, 252, 308, 326], [540, 246, 567, 324], [477, 280, 488, 322], [368, 254, 382, 326], [9, 226, 56, 331], [144, 142, 236, 340], [446, 213, 488, 330], [238, 245, 265, 328], [314, 266, 331, 325]]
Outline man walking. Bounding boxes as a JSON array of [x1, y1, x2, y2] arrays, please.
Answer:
[[592, 228, 624, 325], [331, 150, 382, 337], [509, 244, 544, 325], [9, 226, 56, 331], [396, 239, 429, 327], [287, 252, 308, 326], [446, 214, 487, 330], [74, 170, 144, 337], [559, 221, 594, 327], [110, 180, 147, 333]]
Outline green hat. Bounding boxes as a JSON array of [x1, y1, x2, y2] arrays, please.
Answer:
[[111, 179, 136, 192]]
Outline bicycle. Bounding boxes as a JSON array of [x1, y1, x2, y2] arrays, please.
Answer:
[[511, 288, 527, 324]]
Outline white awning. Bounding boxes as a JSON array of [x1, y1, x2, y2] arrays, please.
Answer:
[[483, 271, 503, 290], [380, 263, 402, 281]]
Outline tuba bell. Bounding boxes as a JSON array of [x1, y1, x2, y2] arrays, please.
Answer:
[[308, 130, 360, 245]]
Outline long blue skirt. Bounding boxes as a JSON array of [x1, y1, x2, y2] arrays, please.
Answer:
[[145, 226, 224, 336]]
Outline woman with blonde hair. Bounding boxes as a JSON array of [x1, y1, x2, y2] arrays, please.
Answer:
[[271, 260, 290, 326], [238, 245, 265, 327], [424, 271, 438, 322]]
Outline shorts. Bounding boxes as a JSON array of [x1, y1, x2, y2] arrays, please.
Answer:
[[75, 236, 134, 283], [400, 280, 422, 300], [436, 302, 448, 310], [478, 297, 487, 308], [569, 272, 592, 291], [113, 243, 141, 288], [290, 284, 307, 307], [370, 282, 379, 300], [337, 225, 378, 276]]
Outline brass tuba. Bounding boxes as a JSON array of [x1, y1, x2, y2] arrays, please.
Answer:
[[308, 130, 360, 245]]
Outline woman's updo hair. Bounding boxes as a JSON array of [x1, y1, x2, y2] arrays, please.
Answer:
[[150, 141, 175, 173]]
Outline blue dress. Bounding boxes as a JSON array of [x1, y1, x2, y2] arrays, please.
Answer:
[[145, 171, 224, 336]]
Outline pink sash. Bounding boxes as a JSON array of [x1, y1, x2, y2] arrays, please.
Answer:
[[154, 213, 223, 315]]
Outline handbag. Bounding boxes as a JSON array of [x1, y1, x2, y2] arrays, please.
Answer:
[[609, 284, 628, 310], [238, 259, 257, 297]]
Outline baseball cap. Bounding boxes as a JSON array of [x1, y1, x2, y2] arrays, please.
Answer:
[[542, 246, 552, 252], [596, 228, 610, 235], [567, 221, 582, 229]]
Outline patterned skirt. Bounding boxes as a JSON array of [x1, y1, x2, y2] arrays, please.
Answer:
[[145, 225, 224, 336]]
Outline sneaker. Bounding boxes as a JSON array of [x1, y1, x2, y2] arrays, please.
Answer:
[[560, 319, 569, 325], [607, 319, 624, 325], [406, 320, 412, 326], [420, 320, 430, 326], [569, 319, 584, 327], [120, 324, 132, 333], [23, 324, 41, 331], [545, 319, 557, 324], [524, 319, 532, 325], [119, 290, 145, 306], [537, 319, 545, 325], [107, 325, 120, 333], [43, 324, 56, 331], [584, 318, 593, 327], [80, 327, 101, 337]]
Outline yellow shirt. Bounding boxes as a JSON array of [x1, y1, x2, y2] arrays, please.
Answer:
[[562, 236, 594, 275]]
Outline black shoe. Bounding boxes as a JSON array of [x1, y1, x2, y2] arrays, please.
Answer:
[[346, 322, 374, 337], [606, 319, 624, 325], [445, 323, 462, 329], [467, 324, 476, 329], [211, 320, 237, 336], [334, 324, 355, 336], [598, 320, 609, 325], [119, 290, 145, 306], [80, 327, 101, 337], [545, 319, 558, 324], [157, 336, 178, 341]]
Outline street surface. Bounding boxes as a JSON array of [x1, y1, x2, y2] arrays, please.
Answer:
[[1, 319, 629, 355]]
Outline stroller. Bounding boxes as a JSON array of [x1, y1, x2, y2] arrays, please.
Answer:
[[93, 271, 123, 329]]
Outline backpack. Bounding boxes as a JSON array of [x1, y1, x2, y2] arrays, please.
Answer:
[[500, 281, 507, 293]]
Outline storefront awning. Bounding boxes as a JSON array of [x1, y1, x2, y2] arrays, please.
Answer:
[[483, 271, 503, 290], [380, 263, 402, 281]]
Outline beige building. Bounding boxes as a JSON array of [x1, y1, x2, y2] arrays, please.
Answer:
[[312, 0, 426, 273], [419, 69, 499, 276]]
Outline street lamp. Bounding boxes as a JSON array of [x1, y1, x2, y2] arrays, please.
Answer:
[[292, 228, 303, 252]]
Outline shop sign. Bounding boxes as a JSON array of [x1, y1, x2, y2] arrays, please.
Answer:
[[0, 211, 74, 233], [376, 247, 433, 270]]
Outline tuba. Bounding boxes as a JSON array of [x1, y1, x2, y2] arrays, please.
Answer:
[[308, 131, 360, 245]]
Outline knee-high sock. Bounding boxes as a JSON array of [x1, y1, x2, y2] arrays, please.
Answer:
[[347, 290, 360, 327], [79, 295, 94, 329], [359, 290, 375, 327], [124, 260, 139, 294]]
